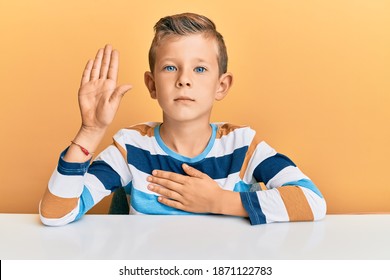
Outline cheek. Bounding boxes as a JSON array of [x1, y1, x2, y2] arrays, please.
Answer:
[[154, 79, 172, 95], [197, 79, 220, 96]]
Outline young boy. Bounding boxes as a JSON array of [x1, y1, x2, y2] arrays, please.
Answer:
[[39, 13, 326, 226]]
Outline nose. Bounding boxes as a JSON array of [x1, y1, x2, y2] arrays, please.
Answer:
[[177, 81, 191, 87], [176, 71, 192, 88]]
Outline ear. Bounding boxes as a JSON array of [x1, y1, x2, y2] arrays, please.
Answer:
[[144, 71, 157, 99], [215, 72, 233, 101]]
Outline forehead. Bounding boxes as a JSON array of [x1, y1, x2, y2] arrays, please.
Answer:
[[155, 34, 219, 63]]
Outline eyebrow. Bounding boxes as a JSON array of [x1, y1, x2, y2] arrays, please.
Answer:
[[158, 57, 211, 64]]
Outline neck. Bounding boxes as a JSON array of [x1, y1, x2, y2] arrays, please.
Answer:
[[159, 119, 212, 158]]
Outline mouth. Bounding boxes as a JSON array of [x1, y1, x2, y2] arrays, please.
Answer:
[[174, 97, 195, 102]]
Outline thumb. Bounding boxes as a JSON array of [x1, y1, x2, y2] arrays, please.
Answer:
[[110, 84, 133, 101], [182, 164, 206, 178]]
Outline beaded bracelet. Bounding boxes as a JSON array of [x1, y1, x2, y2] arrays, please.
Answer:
[[70, 141, 94, 156]]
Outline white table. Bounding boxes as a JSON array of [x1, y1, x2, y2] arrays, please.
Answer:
[[0, 214, 389, 259]]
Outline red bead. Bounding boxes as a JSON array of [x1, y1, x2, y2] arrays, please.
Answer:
[[80, 146, 89, 156]]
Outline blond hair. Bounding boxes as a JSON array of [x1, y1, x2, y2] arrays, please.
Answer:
[[148, 13, 228, 75]]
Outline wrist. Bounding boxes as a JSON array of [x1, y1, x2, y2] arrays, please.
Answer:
[[209, 189, 228, 214], [78, 123, 108, 145], [79, 125, 107, 138], [63, 126, 107, 162], [213, 190, 248, 217]]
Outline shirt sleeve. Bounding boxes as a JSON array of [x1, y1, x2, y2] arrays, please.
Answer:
[[39, 130, 132, 226], [239, 141, 326, 225]]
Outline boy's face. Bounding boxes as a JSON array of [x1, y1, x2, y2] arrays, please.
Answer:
[[145, 34, 232, 124]]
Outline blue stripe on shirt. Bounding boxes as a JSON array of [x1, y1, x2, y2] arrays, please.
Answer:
[[57, 148, 90, 176], [240, 192, 266, 225], [154, 123, 218, 163], [253, 153, 296, 185], [283, 178, 323, 198], [75, 186, 94, 221], [126, 144, 248, 180], [233, 181, 252, 192], [88, 160, 122, 191], [131, 188, 194, 215]]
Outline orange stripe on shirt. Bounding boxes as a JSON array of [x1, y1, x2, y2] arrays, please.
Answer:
[[127, 124, 155, 137], [215, 123, 244, 139], [259, 182, 267, 191], [113, 139, 128, 161], [239, 136, 260, 179], [40, 189, 78, 219], [278, 186, 314, 221]]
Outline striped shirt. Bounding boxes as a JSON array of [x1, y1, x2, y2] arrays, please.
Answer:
[[40, 122, 326, 226]]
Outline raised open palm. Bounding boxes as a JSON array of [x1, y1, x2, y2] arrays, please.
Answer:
[[78, 45, 132, 131]]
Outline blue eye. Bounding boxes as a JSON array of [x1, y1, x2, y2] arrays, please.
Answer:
[[194, 67, 206, 73], [164, 65, 177, 72]]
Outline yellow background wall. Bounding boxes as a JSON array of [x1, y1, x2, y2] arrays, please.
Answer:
[[1, 0, 389, 215]]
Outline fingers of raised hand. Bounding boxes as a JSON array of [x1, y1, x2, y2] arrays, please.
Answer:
[[107, 49, 119, 81], [99, 45, 113, 79], [80, 59, 94, 86], [83, 45, 118, 83], [109, 84, 133, 102], [90, 48, 104, 81]]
